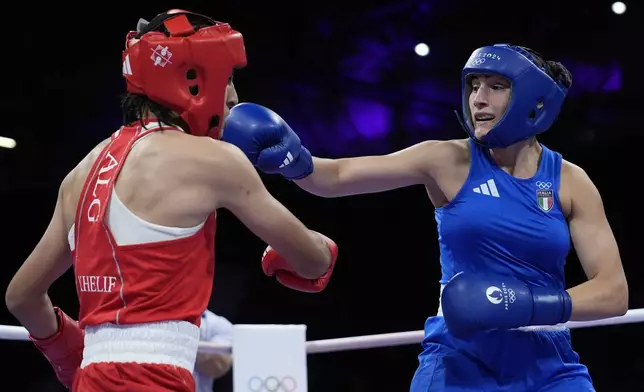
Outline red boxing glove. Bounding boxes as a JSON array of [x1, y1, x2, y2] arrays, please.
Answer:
[[30, 307, 84, 389], [262, 234, 338, 293]]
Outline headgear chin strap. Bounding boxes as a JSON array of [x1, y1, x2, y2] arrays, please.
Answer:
[[122, 9, 247, 138], [455, 44, 568, 148]]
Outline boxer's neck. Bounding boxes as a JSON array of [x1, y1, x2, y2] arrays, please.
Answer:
[[489, 137, 542, 179]]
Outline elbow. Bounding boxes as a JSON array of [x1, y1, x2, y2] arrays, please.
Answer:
[[5, 281, 24, 315], [598, 274, 628, 317], [5, 275, 41, 316], [612, 279, 629, 316]]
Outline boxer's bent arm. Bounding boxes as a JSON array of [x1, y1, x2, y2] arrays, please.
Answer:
[[5, 177, 73, 339], [195, 311, 233, 378], [294, 140, 443, 197], [564, 162, 628, 321], [214, 144, 330, 278]]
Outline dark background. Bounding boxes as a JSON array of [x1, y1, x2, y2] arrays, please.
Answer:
[[1, 1, 641, 390]]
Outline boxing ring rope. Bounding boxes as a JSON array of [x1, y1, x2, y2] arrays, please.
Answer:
[[1, 308, 643, 354]]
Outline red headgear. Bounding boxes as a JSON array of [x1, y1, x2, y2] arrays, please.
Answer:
[[122, 9, 247, 138]]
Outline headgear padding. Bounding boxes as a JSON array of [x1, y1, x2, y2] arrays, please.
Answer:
[[458, 44, 568, 148], [122, 9, 247, 138]]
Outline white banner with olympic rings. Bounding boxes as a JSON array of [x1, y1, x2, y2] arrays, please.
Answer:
[[233, 324, 308, 392]]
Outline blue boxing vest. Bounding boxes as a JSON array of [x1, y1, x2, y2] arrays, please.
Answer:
[[435, 139, 570, 290], [413, 141, 593, 391]]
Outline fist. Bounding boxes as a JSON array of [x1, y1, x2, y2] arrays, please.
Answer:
[[223, 103, 301, 172], [262, 235, 338, 293], [30, 308, 84, 388]]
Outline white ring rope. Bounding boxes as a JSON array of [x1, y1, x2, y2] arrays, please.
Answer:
[[2, 308, 643, 354]]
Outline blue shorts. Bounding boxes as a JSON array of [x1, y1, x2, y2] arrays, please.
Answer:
[[410, 317, 594, 392]]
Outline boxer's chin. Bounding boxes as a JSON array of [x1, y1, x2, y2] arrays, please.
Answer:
[[474, 125, 492, 139]]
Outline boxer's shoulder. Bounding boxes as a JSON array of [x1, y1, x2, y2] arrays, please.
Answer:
[[560, 159, 586, 181], [72, 138, 113, 175], [118, 133, 245, 215], [148, 135, 261, 201], [166, 135, 255, 181], [436, 138, 469, 161], [59, 137, 113, 229], [194, 138, 257, 188], [559, 159, 596, 219], [118, 131, 232, 179], [421, 138, 470, 173]]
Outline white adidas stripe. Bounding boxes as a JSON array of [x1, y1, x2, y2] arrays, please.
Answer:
[[122, 55, 133, 75], [473, 179, 500, 198], [278, 151, 294, 169]]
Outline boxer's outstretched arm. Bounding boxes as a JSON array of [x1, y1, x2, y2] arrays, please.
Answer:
[[6, 177, 73, 339], [294, 140, 449, 197], [564, 161, 628, 321], [213, 143, 331, 278]]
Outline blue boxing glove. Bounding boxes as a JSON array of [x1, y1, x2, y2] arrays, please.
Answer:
[[440, 272, 572, 337], [222, 103, 314, 180]]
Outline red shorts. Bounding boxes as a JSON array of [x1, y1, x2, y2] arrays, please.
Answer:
[[73, 363, 195, 392]]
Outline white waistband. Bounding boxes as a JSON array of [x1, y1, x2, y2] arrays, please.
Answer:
[[81, 321, 200, 372], [436, 284, 566, 332]]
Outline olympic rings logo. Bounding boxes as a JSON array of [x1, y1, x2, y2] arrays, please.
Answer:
[[471, 57, 486, 66], [248, 376, 297, 392], [535, 181, 552, 189], [507, 288, 516, 304]]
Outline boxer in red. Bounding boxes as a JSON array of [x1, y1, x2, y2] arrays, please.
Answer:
[[5, 9, 338, 391]]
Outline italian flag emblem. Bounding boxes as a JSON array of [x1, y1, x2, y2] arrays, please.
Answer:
[[536, 189, 554, 212]]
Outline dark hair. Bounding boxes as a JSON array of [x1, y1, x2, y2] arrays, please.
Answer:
[[120, 13, 214, 130], [519, 46, 573, 90], [121, 93, 180, 128]]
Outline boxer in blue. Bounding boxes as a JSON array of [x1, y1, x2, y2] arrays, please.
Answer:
[[222, 44, 628, 391]]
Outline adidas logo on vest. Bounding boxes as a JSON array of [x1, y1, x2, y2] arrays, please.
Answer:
[[472, 179, 500, 198]]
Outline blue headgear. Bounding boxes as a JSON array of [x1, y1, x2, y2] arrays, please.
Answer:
[[456, 44, 569, 148]]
